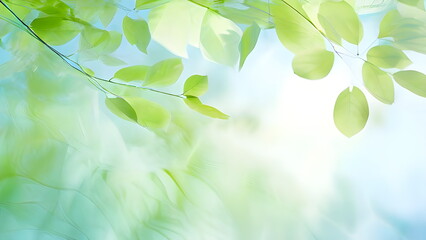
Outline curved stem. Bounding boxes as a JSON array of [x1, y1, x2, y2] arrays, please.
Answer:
[[0, 0, 183, 99]]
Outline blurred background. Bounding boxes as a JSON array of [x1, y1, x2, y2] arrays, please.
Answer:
[[1, 1, 426, 239]]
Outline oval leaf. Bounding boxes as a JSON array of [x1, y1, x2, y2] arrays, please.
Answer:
[[272, 1, 325, 53], [362, 62, 394, 104], [292, 49, 334, 80], [105, 97, 137, 123], [144, 58, 183, 86], [31, 17, 82, 46], [334, 87, 369, 137], [123, 16, 151, 54], [367, 45, 412, 69], [183, 75, 208, 97], [125, 97, 171, 128], [184, 97, 229, 119], [393, 70, 426, 97], [318, 1, 363, 45], [239, 23, 261, 70], [114, 65, 149, 82]]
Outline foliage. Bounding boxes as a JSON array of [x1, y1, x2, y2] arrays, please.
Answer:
[[0, 0, 425, 138]]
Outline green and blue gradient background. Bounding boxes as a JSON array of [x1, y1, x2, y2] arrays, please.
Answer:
[[1, 4, 426, 239]]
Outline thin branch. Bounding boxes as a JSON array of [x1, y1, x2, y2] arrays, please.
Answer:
[[0, 0, 184, 99]]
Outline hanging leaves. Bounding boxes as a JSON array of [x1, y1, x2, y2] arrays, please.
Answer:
[[184, 97, 229, 119], [123, 16, 151, 54], [31, 17, 82, 45], [366, 45, 412, 69], [333, 87, 369, 137], [318, 1, 363, 45], [393, 70, 426, 97], [362, 62, 394, 104], [292, 49, 334, 80], [239, 23, 261, 70], [106, 97, 171, 128]]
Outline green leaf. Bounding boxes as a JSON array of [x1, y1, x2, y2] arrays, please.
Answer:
[[31, 17, 82, 46], [123, 16, 151, 54], [366, 45, 412, 69], [333, 87, 369, 137], [378, 10, 401, 38], [148, 0, 206, 57], [393, 70, 426, 97], [99, 55, 126, 66], [272, 0, 325, 53], [114, 65, 150, 82], [362, 62, 394, 104], [318, 1, 363, 45], [144, 58, 183, 86], [184, 97, 229, 119], [398, 0, 425, 9], [239, 23, 261, 70], [81, 27, 109, 49], [200, 11, 242, 66], [136, 0, 171, 10], [99, 3, 117, 27], [318, 14, 342, 45], [183, 75, 208, 97], [105, 97, 138, 123], [125, 97, 171, 128], [292, 49, 334, 80]]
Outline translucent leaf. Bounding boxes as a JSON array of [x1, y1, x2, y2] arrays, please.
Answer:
[[367, 45, 412, 69], [318, 1, 363, 45], [362, 62, 394, 104], [183, 75, 208, 97], [398, 0, 425, 9], [106, 97, 170, 128], [292, 49, 334, 80], [378, 10, 400, 38], [144, 58, 183, 86], [148, 0, 206, 57], [30, 17, 82, 46], [125, 97, 171, 128], [272, 0, 325, 53], [333, 87, 369, 137], [393, 70, 426, 97], [200, 11, 242, 66], [239, 23, 261, 70], [99, 3, 117, 27], [100, 55, 127, 66], [114, 65, 150, 82], [123, 16, 151, 54], [318, 14, 342, 45], [105, 97, 137, 123], [136, 0, 171, 10], [81, 27, 109, 49], [184, 97, 229, 119]]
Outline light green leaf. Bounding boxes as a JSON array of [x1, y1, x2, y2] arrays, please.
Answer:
[[114, 65, 150, 82], [31, 17, 82, 46], [105, 97, 137, 123], [378, 10, 400, 38], [125, 97, 171, 128], [183, 75, 208, 97], [333, 87, 369, 137], [367, 45, 412, 69], [81, 27, 109, 49], [123, 16, 150, 54], [200, 11, 242, 66], [292, 49, 334, 80], [184, 97, 229, 119], [393, 70, 426, 97], [148, 0, 206, 57], [99, 3, 117, 27], [136, 0, 171, 10], [272, 0, 325, 53], [144, 58, 183, 86], [318, 1, 363, 45], [239, 23, 261, 70], [362, 62, 394, 104], [100, 55, 126, 66], [318, 14, 342, 45], [398, 0, 425, 9]]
